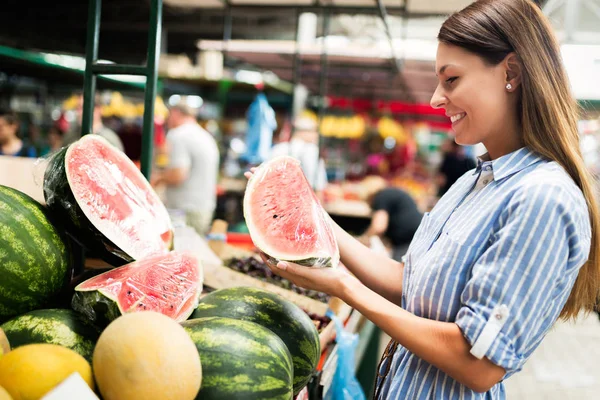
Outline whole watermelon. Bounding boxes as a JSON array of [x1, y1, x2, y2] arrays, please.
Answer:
[[0, 186, 71, 322], [1, 309, 99, 362], [182, 317, 294, 400], [191, 287, 320, 394]]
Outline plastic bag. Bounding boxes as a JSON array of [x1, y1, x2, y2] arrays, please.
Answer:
[[244, 156, 340, 268], [242, 92, 277, 164], [42, 135, 173, 266], [325, 310, 366, 400]]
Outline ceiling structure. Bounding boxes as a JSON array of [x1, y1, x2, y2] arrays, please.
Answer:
[[4, 0, 597, 108]]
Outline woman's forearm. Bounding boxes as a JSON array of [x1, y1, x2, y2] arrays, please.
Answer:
[[339, 275, 506, 393], [333, 221, 404, 304]]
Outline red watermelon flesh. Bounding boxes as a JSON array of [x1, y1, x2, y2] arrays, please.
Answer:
[[244, 156, 339, 268], [72, 252, 202, 324], [65, 134, 172, 260]]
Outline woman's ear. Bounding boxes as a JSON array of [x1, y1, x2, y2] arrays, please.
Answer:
[[504, 52, 522, 90]]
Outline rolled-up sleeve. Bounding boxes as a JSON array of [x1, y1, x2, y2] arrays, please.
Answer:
[[455, 183, 591, 377]]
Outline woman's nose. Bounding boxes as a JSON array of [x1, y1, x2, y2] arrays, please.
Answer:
[[430, 85, 447, 109]]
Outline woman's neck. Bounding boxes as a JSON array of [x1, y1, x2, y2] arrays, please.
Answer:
[[484, 121, 524, 160]]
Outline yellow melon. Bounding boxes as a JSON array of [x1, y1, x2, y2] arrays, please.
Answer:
[[0, 386, 12, 400], [93, 311, 202, 400], [0, 344, 93, 400], [0, 329, 9, 358]]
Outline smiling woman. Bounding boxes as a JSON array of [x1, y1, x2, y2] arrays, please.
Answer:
[[250, 1, 600, 399]]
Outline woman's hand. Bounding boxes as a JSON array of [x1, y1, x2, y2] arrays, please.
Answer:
[[243, 167, 258, 180], [260, 253, 354, 299]]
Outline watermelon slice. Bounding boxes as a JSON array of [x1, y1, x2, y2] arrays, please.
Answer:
[[244, 156, 339, 268], [71, 251, 202, 326], [44, 134, 173, 265]]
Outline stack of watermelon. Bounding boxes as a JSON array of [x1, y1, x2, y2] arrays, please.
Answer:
[[0, 135, 325, 399]]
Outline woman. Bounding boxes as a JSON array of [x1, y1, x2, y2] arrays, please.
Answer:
[[247, 0, 599, 398]]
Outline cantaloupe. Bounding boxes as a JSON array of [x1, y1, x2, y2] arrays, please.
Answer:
[[93, 311, 202, 400], [0, 344, 93, 400]]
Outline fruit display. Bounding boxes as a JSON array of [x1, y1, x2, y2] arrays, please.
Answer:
[[72, 251, 203, 326], [1, 309, 100, 362], [320, 114, 366, 139], [0, 185, 71, 322], [43, 134, 173, 265], [93, 312, 202, 400], [305, 311, 332, 332], [0, 343, 94, 400], [182, 316, 294, 400], [191, 287, 320, 394], [225, 257, 331, 303], [0, 145, 351, 397], [243, 156, 340, 269]]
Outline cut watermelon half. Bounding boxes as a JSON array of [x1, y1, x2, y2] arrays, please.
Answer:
[[243, 156, 339, 268], [44, 134, 173, 265], [72, 251, 202, 326]]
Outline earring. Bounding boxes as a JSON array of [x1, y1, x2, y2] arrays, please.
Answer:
[[506, 83, 513, 90]]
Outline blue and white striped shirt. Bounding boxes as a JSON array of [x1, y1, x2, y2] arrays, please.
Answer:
[[377, 147, 591, 399]]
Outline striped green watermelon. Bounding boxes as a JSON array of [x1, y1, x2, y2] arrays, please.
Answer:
[[0, 185, 71, 322], [0, 309, 100, 362], [182, 317, 294, 400], [43, 134, 173, 266], [190, 287, 320, 394]]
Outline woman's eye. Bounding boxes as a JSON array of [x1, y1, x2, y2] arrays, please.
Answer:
[[446, 77, 458, 84]]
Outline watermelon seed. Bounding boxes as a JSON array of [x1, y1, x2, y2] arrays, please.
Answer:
[[162, 294, 167, 299], [273, 215, 278, 219], [127, 291, 132, 296]]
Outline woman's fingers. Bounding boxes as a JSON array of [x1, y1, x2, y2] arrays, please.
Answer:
[[244, 167, 259, 180]]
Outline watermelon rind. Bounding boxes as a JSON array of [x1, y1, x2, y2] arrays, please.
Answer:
[[72, 252, 203, 326], [43, 143, 133, 266], [190, 286, 320, 394], [43, 135, 174, 266], [243, 156, 340, 269], [0, 185, 72, 322], [71, 290, 123, 327], [1, 309, 100, 362], [182, 316, 294, 400]]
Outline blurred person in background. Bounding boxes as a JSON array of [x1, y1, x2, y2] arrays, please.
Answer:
[[68, 95, 124, 151], [151, 99, 220, 236], [436, 137, 477, 196], [359, 176, 423, 261], [269, 115, 328, 192], [40, 125, 66, 156], [0, 109, 36, 157]]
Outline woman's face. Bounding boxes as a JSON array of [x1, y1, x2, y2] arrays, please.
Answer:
[[430, 43, 516, 152]]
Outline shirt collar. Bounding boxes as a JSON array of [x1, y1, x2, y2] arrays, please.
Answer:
[[475, 147, 543, 181]]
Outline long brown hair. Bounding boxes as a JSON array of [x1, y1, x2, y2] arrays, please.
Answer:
[[438, 0, 600, 320]]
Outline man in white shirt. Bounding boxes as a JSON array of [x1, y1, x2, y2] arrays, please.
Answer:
[[269, 116, 327, 192], [152, 102, 220, 236]]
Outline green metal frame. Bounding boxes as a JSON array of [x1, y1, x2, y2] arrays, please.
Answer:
[[82, 0, 163, 179]]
